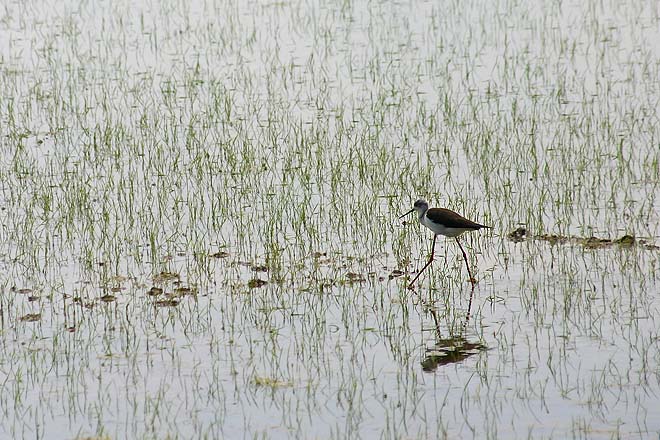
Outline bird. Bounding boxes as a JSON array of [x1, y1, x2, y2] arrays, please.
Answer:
[[400, 199, 491, 288]]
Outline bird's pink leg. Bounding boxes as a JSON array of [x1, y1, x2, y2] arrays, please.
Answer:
[[455, 237, 476, 285], [408, 234, 437, 289]]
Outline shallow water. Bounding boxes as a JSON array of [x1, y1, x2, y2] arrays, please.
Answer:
[[1, 0, 659, 438]]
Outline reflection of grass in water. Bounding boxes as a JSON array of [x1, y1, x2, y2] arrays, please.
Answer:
[[0, 0, 658, 438]]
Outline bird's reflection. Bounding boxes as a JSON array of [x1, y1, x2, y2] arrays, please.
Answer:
[[421, 335, 487, 372], [420, 285, 487, 371]]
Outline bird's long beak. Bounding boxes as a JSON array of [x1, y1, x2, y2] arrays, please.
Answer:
[[399, 209, 414, 219]]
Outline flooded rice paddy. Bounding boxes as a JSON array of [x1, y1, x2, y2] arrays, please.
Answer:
[[1, 0, 659, 438]]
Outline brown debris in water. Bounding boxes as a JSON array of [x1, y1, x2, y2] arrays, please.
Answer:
[[155, 298, 180, 307], [344, 272, 367, 284], [173, 286, 196, 296], [153, 272, 180, 283], [147, 287, 163, 296], [508, 229, 655, 250], [247, 278, 268, 288], [19, 313, 41, 322], [507, 227, 527, 242]]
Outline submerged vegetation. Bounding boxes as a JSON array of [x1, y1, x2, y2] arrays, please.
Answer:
[[1, 0, 659, 438]]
